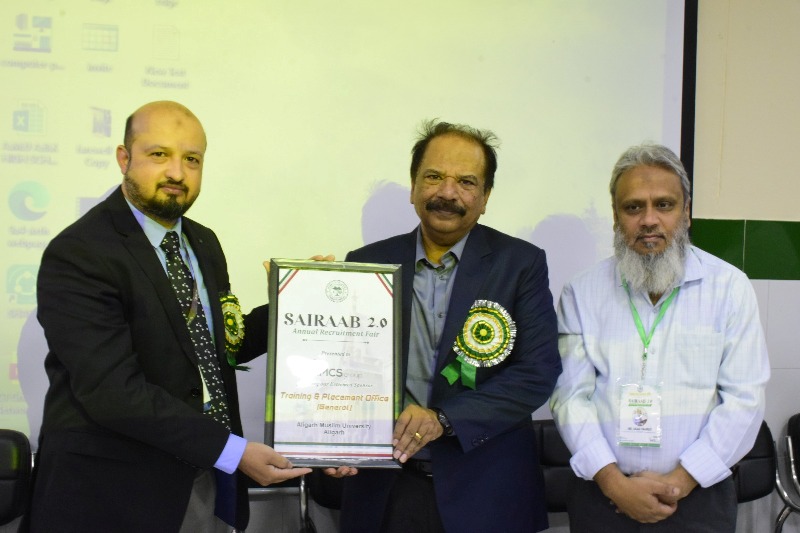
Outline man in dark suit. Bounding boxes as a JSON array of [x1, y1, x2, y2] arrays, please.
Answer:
[[28, 101, 310, 532], [330, 121, 562, 532]]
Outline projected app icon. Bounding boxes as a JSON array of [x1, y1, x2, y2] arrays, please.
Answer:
[[91, 107, 111, 137], [82, 23, 118, 52], [78, 186, 116, 217], [6, 265, 37, 305], [13, 14, 52, 53], [12, 102, 45, 134], [9, 181, 49, 221], [77, 196, 102, 217], [153, 26, 180, 60]]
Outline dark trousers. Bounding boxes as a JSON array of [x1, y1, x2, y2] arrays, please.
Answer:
[[380, 468, 446, 533], [567, 475, 737, 533]]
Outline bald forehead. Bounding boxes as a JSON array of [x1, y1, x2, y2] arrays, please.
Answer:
[[133, 100, 197, 120], [126, 101, 207, 150]]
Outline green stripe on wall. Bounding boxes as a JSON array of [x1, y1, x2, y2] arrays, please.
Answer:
[[691, 219, 745, 270], [692, 219, 800, 280]]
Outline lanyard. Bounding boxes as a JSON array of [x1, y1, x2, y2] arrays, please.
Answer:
[[622, 280, 679, 381]]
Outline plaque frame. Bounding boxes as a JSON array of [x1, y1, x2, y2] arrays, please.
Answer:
[[264, 259, 402, 468]]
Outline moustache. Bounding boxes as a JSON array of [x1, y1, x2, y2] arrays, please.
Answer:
[[158, 180, 188, 193], [637, 231, 666, 239], [425, 199, 466, 216]]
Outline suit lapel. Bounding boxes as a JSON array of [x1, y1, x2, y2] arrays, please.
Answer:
[[106, 188, 198, 364], [367, 229, 416, 377], [399, 233, 416, 372], [434, 225, 492, 373]]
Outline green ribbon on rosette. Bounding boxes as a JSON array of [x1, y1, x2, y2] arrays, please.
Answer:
[[441, 300, 516, 390], [220, 291, 249, 371]]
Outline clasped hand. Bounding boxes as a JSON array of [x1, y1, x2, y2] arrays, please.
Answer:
[[595, 463, 698, 524]]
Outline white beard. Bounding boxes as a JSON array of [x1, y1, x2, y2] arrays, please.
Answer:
[[615, 219, 689, 297]]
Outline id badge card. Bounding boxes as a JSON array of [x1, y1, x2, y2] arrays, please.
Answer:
[[617, 380, 662, 447]]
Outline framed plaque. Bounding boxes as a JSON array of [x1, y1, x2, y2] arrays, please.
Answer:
[[264, 259, 402, 468]]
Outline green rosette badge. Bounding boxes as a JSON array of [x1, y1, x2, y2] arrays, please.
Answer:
[[220, 292, 248, 370], [441, 300, 516, 389]]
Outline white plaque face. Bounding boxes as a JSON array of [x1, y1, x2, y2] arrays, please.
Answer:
[[265, 259, 402, 468]]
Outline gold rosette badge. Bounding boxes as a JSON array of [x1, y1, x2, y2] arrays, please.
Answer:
[[220, 292, 247, 370], [441, 300, 516, 389]]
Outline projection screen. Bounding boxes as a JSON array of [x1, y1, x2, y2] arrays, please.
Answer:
[[1, 1, 686, 446]]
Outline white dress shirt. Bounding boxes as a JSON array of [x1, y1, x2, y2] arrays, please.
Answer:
[[550, 245, 769, 488]]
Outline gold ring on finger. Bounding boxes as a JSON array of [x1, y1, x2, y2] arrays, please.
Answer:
[[414, 432, 423, 441]]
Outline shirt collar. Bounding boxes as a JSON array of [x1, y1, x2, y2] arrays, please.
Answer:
[[414, 228, 470, 270], [682, 245, 704, 285], [124, 197, 184, 249]]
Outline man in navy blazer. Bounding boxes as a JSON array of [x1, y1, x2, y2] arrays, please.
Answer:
[[332, 121, 562, 532], [27, 101, 310, 532]]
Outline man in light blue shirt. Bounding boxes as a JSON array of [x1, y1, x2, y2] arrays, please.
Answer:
[[550, 143, 769, 532]]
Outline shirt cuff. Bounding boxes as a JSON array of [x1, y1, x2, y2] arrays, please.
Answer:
[[679, 439, 732, 488], [569, 437, 619, 480], [214, 433, 247, 474]]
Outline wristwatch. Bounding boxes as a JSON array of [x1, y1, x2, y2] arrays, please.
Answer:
[[435, 408, 454, 436]]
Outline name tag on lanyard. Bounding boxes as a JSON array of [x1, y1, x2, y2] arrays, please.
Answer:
[[617, 281, 679, 448]]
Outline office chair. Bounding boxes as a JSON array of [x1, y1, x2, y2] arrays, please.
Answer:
[[0, 429, 32, 525], [531, 418, 575, 512], [776, 414, 800, 532], [732, 420, 775, 503], [533, 419, 774, 512]]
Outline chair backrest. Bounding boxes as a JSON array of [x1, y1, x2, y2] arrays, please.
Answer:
[[787, 414, 800, 478], [533, 418, 775, 509], [0, 429, 31, 525], [731, 420, 775, 503], [783, 414, 800, 497], [531, 419, 575, 512]]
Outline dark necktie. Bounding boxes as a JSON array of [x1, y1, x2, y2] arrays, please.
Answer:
[[160, 231, 231, 429]]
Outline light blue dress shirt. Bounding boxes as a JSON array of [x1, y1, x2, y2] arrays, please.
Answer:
[[406, 229, 468, 408], [126, 200, 245, 474]]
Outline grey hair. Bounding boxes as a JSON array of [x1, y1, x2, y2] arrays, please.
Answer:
[[609, 143, 691, 206]]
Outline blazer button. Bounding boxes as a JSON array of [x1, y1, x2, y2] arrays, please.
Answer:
[[472, 435, 488, 446], [190, 388, 201, 397]]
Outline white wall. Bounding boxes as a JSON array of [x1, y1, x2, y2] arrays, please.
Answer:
[[694, 1, 800, 531]]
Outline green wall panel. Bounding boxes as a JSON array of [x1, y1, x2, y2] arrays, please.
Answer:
[[692, 219, 800, 280], [744, 220, 800, 280], [691, 219, 745, 270]]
